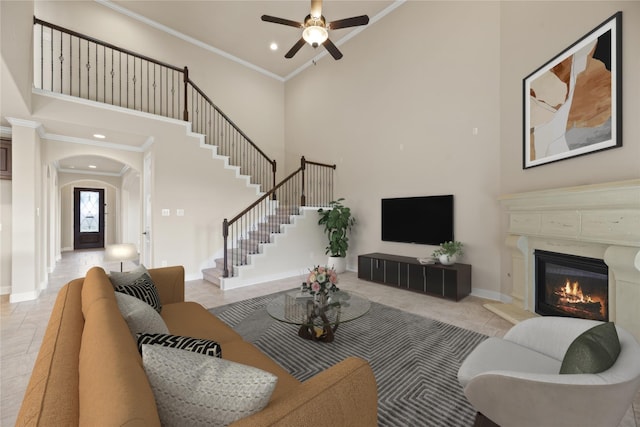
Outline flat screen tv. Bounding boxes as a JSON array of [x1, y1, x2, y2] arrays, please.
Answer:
[[381, 195, 454, 245]]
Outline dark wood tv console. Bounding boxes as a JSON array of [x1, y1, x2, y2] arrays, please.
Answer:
[[358, 253, 471, 301]]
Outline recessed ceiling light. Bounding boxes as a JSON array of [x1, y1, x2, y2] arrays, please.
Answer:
[[93, 134, 106, 139], [88, 165, 97, 169], [270, 42, 278, 51]]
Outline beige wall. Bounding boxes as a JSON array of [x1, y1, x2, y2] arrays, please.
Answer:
[[285, 1, 504, 298], [498, 1, 640, 297], [0, 0, 33, 122], [285, 1, 640, 300], [500, 1, 640, 194]]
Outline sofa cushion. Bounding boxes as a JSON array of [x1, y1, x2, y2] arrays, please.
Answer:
[[142, 344, 277, 427], [560, 322, 621, 374], [137, 333, 221, 358], [116, 292, 169, 336], [114, 273, 162, 313], [161, 302, 244, 344], [458, 337, 562, 387]]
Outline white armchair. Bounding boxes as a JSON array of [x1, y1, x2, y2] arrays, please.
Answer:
[[458, 317, 640, 427]]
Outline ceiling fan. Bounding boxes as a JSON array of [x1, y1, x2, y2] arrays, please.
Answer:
[[261, 0, 369, 60]]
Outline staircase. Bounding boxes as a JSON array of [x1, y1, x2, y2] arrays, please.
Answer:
[[202, 204, 299, 286], [33, 17, 336, 288]]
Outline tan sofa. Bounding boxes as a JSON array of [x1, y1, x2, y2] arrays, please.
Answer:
[[16, 265, 377, 426]]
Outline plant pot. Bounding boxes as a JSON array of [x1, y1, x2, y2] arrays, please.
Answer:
[[439, 254, 457, 265], [328, 256, 347, 273]]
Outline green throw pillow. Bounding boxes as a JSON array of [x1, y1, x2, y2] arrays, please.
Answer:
[[560, 322, 621, 374]]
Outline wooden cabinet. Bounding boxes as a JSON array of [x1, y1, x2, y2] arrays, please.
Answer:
[[357, 253, 471, 301]]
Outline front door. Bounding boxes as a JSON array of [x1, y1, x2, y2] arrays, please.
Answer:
[[74, 187, 105, 249]]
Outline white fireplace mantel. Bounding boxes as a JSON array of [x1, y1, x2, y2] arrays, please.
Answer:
[[487, 179, 640, 341]]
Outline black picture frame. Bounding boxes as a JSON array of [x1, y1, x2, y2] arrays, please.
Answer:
[[523, 12, 622, 169]]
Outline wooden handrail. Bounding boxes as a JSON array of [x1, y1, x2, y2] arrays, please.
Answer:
[[186, 78, 274, 164], [34, 16, 276, 191], [222, 156, 336, 278], [34, 17, 183, 73]]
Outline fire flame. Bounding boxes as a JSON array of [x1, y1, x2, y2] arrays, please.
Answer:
[[561, 279, 594, 304]]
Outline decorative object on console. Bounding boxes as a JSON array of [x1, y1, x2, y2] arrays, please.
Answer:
[[318, 198, 355, 273], [523, 11, 622, 169], [432, 240, 464, 265], [104, 243, 139, 271]]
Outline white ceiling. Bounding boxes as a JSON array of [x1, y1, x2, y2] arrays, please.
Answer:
[[107, 0, 398, 79], [43, 0, 401, 176]]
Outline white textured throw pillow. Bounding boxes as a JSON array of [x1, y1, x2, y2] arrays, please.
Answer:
[[142, 345, 277, 427], [115, 292, 169, 336], [109, 264, 149, 288]]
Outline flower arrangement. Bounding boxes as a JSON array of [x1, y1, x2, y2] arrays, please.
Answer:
[[302, 266, 339, 297]]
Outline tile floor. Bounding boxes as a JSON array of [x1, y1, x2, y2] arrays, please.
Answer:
[[1, 249, 638, 426]]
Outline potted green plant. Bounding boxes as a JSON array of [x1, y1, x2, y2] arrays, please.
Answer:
[[432, 240, 464, 265], [318, 198, 356, 273]]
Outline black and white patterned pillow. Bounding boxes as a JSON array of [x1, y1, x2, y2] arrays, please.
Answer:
[[114, 273, 162, 313], [137, 333, 222, 358]]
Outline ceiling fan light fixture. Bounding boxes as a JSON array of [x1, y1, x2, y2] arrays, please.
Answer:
[[302, 25, 328, 47]]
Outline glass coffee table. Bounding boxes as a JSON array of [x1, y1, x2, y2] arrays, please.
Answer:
[[266, 290, 371, 343]]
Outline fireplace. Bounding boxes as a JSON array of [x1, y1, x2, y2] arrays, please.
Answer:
[[535, 250, 608, 321]]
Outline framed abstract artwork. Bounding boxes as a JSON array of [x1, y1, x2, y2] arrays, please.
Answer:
[[523, 12, 622, 169]]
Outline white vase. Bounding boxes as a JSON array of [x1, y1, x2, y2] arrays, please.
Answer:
[[439, 254, 457, 265], [328, 256, 347, 273]]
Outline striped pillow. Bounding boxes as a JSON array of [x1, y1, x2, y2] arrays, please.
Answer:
[[114, 273, 162, 313], [137, 333, 222, 358]]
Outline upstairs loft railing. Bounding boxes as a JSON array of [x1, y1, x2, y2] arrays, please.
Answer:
[[222, 157, 335, 278], [33, 17, 276, 191]]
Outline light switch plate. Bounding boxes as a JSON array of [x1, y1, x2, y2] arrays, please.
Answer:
[[161, 209, 170, 216]]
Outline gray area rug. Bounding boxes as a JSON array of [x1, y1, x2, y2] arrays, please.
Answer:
[[210, 291, 486, 426]]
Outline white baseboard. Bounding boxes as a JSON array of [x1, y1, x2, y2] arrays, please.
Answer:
[[470, 288, 512, 303], [0, 285, 11, 295], [10, 289, 41, 303]]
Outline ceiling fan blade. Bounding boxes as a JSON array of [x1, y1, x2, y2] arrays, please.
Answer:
[[261, 15, 303, 28], [310, 0, 322, 18], [328, 15, 370, 30], [285, 38, 307, 58], [322, 38, 343, 60]]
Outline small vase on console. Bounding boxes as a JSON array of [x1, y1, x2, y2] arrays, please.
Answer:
[[432, 241, 464, 266], [439, 254, 457, 265]]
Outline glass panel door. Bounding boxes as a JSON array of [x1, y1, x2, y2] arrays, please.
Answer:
[[74, 187, 105, 249]]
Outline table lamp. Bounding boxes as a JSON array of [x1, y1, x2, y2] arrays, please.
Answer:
[[104, 243, 139, 272]]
